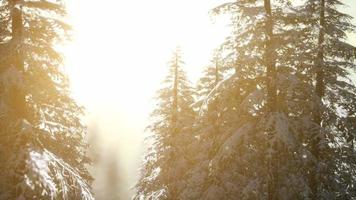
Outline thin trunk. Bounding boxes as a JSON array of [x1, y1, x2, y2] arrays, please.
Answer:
[[215, 58, 220, 85], [10, 0, 27, 198], [214, 57, 220, 132], [211, 57, 220, 156], [264, 0, 277, 113], [10, 0, 26, 119], [264, 0, 278, 199], [170, 53, 179, 200], [315, 0, 326, 100], [172, 54, 178, 131], [311, 0, 325, 199]]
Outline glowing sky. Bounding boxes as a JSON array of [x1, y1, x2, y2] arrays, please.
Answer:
[[64, 0, 228, 196], [63, 0, 356, 198]]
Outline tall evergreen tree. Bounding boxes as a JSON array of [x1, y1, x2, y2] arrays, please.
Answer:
[[0, 0, 93, 199], [195, 50, 225, 160], [297, 0, 356, 198], [134, 48, 196, 200], [196, 50, 224, 99], [180, 0, 324, 199], [179, 50, 226, 199]]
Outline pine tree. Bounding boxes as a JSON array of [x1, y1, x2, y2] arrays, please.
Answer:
[[297, 0, 356, 198], [182, 0, 324, 199], [196, 50, 224, 99], [0, 0, 93, 199], [179, 50, 226, 200], [182, 0, 356, 199], [196, 50, 225, 154], [134, 48, 196, 200], [195, 50, 226, 161]]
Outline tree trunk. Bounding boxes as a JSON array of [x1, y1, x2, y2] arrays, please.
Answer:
[[311, 0, 325, 199], [264, 0, 278, 199], [264, 0, 277, 113], [9, 1, 28, 198], [214, 56, 220, 134], [169, 52, 179, 200], [172, 53, 178, 133], [10, 0, 26, 119]]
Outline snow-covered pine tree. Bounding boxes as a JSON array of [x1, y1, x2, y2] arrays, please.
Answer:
[[134, 48, 196, 200], [196, 50, 225, 99], [181, 0, 324, 199], [179, 50, 226, 199], [296, 0, 356, 198], [195, 50, 225, 154], [0, 0, 93, 199], [194, 50, 226, 161]]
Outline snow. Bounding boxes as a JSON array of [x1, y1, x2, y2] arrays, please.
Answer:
[[265, 112, 297, 148], [28, 150, 57, 199]]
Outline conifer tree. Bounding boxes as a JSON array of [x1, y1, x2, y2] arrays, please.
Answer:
[[182, 0, 356, 199], [134, 48, 195, 200], [297, 0, 356, 198], [0, 0, 93, 199], [196, 50, 224, 99], [179, 50, 226, 199], [195, 50, 226, 160], [181, 0, 323, 199]]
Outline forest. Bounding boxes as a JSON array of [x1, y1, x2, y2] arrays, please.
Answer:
[[0, 0, 355, 199]]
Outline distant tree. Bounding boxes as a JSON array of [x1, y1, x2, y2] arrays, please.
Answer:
[[103, 149, 123, 200], [0, 0, 93, 199], [134, 48, 196, 200], [87, 125, 126, 200]]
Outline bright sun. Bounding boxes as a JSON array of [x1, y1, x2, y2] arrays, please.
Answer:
[[64, 0, 227, 114], [62, 0, 228, 193]]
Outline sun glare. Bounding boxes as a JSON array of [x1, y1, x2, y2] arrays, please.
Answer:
[[65, 0, 228, 112], [62, 0, 229, 194]]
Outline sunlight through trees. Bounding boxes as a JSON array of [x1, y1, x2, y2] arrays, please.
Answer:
[[0, 0, 355, 199]]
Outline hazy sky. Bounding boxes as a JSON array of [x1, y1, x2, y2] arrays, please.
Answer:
[[64, 0, 229, 195], [63, 0, 356, 197]]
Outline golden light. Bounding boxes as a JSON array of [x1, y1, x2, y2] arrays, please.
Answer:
[[62, 0, 229, 197]]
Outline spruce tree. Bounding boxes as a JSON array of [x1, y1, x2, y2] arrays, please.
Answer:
[[298, 0, 356, 198], [182, 0, 322, 199], [196, 50, 225, 153], [184, 0, 356, 199], [179, 50, 226, 200], [134, 48, 195, 200], [0, 0, 93, 199]]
